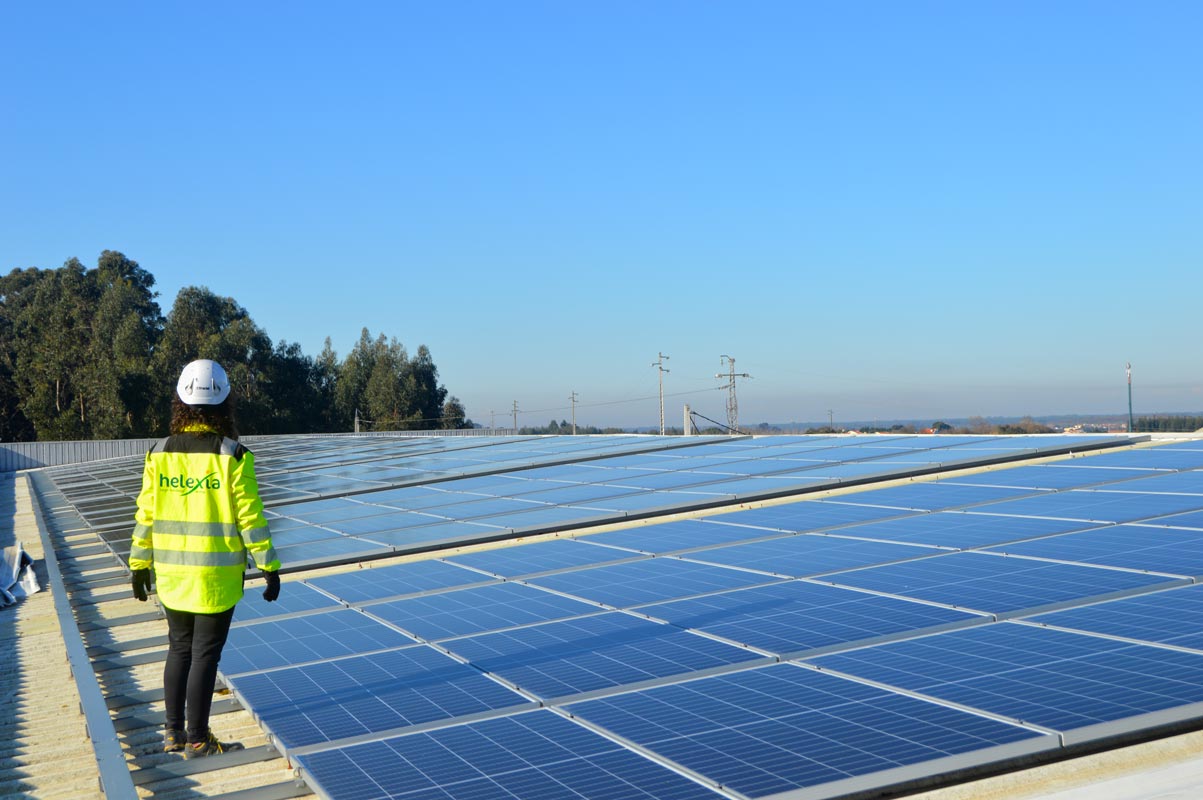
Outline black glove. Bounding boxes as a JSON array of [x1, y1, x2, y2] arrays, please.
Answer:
[[262, 571, 281, 602], [131, 569, 151, 602]]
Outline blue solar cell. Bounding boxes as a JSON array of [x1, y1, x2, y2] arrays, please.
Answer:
[[296, 710, 724, 800], [987, 524, 1203, 576], [809, 623, 1203, 737], [1096, 471, 1203, 494], [276, 536, 392, 568], [468, 505, 618, 530], [518, 484, 642, 506], [444, 539, 640, 577], [228, 645, 530, 750], [684, 535, 939, 577], [1027, 584, 1203, 650], [362, 582, 602, 640], [829, 512, 1089, 549], [705, 500, 913, 532], [1149, 509, 1203, 530], [222, 609, 414, 676], [528, 558, 781, 607], [440, 612, 764, 700], [267, 524, 347, 545], [568, 663, 1048, 799], [306, 559, 494, 605], [279, 500, 400, 524], [643, 580, 985, 655], [830, 483, 1038, 511], [364, 520, 507, 549], [826, 551, 1178, 614], [231, 581, 344, 625], [946, 465, 1156, 490], [1058, 447, 1203, 470], [585, 518, 784, 554], [975, 491, 1203, 523]]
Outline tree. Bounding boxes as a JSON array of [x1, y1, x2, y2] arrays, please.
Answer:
[[440, 396, 470, 429]]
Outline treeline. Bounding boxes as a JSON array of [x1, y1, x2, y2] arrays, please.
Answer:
[[1135, 416, 1203, 432], [0, 251, 471, 442], [518, 420, 626, 435]]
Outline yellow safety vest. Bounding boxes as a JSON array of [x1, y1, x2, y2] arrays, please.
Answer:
[[129, 425, 280, 613]]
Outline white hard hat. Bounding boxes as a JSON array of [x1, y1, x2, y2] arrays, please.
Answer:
[[176, 359, 231, 405]]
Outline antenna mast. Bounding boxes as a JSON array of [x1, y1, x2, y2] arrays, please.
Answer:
[[716, 355, 752, 434]]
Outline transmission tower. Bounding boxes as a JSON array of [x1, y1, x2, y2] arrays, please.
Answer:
[[569, 391, 578, 435], [716, 355, 751, 434], [651, 352, 670, 435]]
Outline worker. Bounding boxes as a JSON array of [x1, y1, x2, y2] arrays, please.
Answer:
[[129, 359, 281, 758]]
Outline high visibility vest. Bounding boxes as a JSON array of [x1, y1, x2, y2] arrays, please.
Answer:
[[129, 427, 280, 614]]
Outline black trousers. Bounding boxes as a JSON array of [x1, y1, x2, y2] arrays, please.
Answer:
[[163, 605, 236, 741]]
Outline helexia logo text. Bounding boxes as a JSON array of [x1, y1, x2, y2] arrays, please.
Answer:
[[159, 472, 221, 495]]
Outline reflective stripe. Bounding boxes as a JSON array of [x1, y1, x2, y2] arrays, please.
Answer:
[[256, 546, 280, 567], [153, 549, 249, 568], [129, 543, 153, 562], [241, 525, 272, 544], [155, 519, 240, 538], [132, 522, 151, 541]]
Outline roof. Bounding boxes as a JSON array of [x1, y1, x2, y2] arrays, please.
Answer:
[[10, 432, 1203, 800]]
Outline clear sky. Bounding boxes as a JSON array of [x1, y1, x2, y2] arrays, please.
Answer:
[[2, 2, 1200, 429]]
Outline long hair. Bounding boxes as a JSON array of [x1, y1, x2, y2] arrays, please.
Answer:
[[169, 396, 239, 440]]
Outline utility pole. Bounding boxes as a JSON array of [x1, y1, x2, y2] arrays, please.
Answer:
[[512, 400, 519, 432], [716, 355, 752, 435], [489, 410, 496, 434], [684, 404, 693, 436], [651, 352, 670, 435], [828, 409, 834, 429], [1127, 362, 1134, 433], [569, 391, 578, 435]]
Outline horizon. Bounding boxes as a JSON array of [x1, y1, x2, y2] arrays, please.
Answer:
[[3, 2, 1200, 429]]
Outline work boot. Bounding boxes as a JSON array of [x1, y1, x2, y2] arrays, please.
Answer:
[[184, 729, 245, 759], [163, 728, 186, 753]]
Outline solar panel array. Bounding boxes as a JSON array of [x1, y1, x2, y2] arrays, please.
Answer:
[[48, 432, 1123, 573], [45, 433, 1203, 798], [52, 433, 1194, 800]]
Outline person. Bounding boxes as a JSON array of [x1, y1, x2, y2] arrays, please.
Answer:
[[129, 359, 281, 758]]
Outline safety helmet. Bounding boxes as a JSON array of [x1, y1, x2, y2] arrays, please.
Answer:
[[176, 359, 231, 405]]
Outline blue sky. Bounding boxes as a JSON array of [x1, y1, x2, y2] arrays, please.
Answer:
[[2, 2, 1199, 429]]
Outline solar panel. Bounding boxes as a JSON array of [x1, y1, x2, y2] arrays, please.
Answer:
[[681, 535, 941, 578], [970, 490, 1203, 523], [701, 500, 913, 532], [827, 483, 1040, 511], [583, 518, 787, 554], [231, 581, 343, 626], [986, 524, 1203, 577], [306, 559, 495, 605], [527, 558, 782, 608], [567, 663, 1052, 799], [820, 511, 1090, 549], [361, 582, 604, 641], [226, 645, 533, 751], [1026, 584, 1203, 651], [640, 580, 986, 656], [945, 465, 1160, 490], [824, 551, 1181, 615], [221, 608, 415, 676], [294, 710, 725, 800], [808, 623, 1203, 744], [439, 612, 769, 700], [443, 539, 642, 578]]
